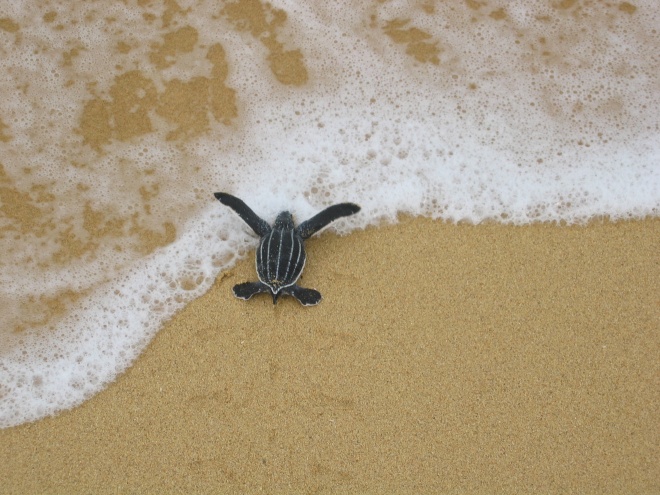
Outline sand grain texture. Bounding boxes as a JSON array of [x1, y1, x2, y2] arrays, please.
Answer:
[[1, 218, 658, 494]]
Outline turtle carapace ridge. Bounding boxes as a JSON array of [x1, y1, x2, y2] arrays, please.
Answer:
[[214, 192, 360, 306]]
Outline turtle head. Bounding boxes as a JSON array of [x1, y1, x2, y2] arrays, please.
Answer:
[[273, 211, 294, 230]]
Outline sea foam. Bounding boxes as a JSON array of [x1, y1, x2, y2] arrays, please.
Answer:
[[0, 0, 658, 427]]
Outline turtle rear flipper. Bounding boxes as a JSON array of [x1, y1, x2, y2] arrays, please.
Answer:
[[214, 192, 271, 237], [282, 285, 322, 306], [233, 281, 270, 300], [296, 203, 361, 239]]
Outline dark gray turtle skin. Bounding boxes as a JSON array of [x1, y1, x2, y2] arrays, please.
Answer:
[[214, 192, 360, 306]]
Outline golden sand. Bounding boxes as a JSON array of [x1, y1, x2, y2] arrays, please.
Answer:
[[1, 217, 658, 493], [1, 2, 658, 492]]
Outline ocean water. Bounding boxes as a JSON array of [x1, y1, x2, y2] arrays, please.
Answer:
[[0, 0, 658, 428]]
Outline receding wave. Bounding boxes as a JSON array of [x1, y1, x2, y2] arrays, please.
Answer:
[[1, 0, 658, 427]]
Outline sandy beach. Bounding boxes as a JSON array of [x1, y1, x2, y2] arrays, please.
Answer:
[[1, 1, 659, 492], [1, 217, 658, 494]]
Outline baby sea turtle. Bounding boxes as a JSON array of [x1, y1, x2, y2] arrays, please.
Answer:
[[214, 192, 360, 306]]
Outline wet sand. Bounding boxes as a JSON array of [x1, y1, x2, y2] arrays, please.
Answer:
[[1, 217, 658, 494]]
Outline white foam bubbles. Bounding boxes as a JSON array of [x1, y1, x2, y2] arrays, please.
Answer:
[[1, 0, 658, 428], [0, 208, 241, 428]]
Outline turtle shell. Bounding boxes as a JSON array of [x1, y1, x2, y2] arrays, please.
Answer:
[[256, 223, 306, 294]]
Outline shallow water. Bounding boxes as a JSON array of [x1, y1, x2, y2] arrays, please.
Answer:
[[0, 0, 658, 427]]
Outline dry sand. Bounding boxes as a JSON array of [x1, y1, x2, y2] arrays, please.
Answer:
[[1, 217, 658, 493]]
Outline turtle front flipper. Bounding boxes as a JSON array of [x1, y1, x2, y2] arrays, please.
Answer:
[[296, 203, 361, 239], [233, 281, 270, 300], [214, 192, 271, 237], [282, 285, 322, 306]]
